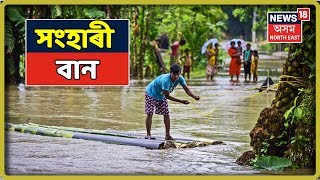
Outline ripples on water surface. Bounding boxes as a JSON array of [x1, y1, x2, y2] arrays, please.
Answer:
[[5, 60, 315, 175]]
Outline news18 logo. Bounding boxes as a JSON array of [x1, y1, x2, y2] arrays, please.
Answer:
[[26, 19, 129, 86], [267, 8, 310, 43]]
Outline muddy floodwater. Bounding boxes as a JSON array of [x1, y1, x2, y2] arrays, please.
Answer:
[[5, 59, 314, 175]]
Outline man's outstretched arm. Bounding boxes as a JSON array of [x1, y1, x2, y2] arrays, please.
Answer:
[[163, 90, 189, 104], [182, 85, 200, 100]]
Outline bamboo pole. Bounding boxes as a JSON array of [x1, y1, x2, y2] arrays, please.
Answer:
[[6, 123, 224, 149]]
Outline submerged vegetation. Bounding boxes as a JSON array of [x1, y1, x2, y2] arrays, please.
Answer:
[[253, 156, 293, 171]]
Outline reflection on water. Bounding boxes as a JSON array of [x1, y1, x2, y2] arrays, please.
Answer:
[[5, 59, 314, 175]]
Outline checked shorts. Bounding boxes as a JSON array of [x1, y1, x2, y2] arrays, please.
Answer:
[[145, 93, 169, 115]]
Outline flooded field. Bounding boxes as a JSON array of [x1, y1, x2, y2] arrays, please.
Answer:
[[4, 59, 315, 175]]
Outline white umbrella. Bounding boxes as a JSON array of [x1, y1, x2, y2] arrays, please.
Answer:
[[201, 38, 218, 54], [225, 38, 246, 51]]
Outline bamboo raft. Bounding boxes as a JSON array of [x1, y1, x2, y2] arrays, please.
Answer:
[[5, 123, 224, 149]]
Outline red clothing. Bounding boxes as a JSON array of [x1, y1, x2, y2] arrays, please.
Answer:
[[183, 65, 190, 73], [228, 47, 241, 76], [171, 41, 180, 57]]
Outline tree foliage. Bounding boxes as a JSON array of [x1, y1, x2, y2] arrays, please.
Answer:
[[153, 6, 228, 71], [5, 6, 27, 83], [247, 6, 316, 168]]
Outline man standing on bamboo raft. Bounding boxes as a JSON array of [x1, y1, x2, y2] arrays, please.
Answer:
[[144, 64, 200, 140]]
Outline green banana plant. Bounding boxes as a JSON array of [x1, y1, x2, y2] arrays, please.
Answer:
[[5, 6, 26, 83]]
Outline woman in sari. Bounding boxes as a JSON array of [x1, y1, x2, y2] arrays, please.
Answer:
[[228, 41, 241, 82], [205, 43, 219, 80]]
